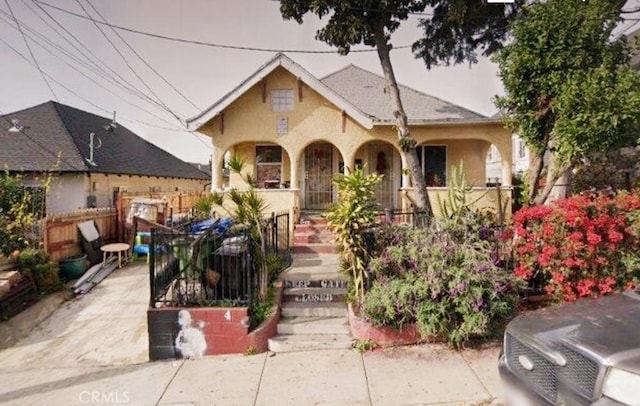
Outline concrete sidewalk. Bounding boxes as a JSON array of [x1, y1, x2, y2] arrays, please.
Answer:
[[0, 256, 506, 406], [0, 344, 504, 406]]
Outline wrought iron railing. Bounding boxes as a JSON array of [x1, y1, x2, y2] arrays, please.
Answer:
[[149, 221, 254, 308], [149, 212, 291, 308], [374, 208, 430, 228], [263, 211, 292, 269]]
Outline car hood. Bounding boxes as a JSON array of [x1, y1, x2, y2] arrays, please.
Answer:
[[507, 290, 640, 372]]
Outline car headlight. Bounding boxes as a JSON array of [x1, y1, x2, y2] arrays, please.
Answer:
[[602, 367, 640, 405]]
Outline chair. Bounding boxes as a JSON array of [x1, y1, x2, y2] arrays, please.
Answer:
[[77, 220, 103, 266]]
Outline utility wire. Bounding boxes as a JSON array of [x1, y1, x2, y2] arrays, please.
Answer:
[[33, 0, 412, 53], [0, 36, 193, 133], [0, 10, 183, 129], [4, 0, 59, 101], [27, 0, 175, 115], [85, 0, 201, 112], [73, 0, 186, 124]]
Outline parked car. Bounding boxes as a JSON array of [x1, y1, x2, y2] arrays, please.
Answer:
[[499, 290, 640, 405]]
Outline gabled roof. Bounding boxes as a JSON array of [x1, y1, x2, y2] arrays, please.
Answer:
[[187, 53, 376, 130], [188, 53, 494, 131], [321, 64, 487, 124], [0, 101, 209, 180]]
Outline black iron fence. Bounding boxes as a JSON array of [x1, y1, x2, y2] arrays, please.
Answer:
[[374, 208, 430, 228], [263, 211, 292, 268], [149, 212, 291, 308], [149, 222, 254, 308]]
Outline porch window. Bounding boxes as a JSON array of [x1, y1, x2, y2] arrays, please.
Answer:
[[416, 145, 447, 187], [256, 145, 282, 188], [271, 89, 294, 112]]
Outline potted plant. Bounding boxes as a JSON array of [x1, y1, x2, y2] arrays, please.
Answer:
[[58, 253, 88, 280]]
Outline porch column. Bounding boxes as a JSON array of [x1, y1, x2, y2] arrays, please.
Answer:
[[290, 154, 300, 189], [211, 145, 224, 191], [498, 141, 513, 187], [343, 151, 355, 174]]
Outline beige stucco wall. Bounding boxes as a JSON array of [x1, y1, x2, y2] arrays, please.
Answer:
[[87, 173, 208, 209], [400, 187, 513, 221], [199, 65, 512, 215]]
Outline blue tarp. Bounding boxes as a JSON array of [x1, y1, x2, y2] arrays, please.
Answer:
[[190, 217, 233, 235]]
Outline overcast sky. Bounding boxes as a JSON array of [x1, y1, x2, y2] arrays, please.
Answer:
[[1, 0, 639, 164]]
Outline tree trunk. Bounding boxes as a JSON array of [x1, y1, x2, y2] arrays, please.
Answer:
[[527, 150, 545, 204], [532, 153, 571, 205], [374, 29, 431, 215]]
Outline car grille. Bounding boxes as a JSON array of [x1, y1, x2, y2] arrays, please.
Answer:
[[505, 334, 601, 403], [506, 334, 558, 402], [558, 345, 599, 399]]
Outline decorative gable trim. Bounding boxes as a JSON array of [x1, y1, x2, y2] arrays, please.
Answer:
[[186, 53, 374, 131]]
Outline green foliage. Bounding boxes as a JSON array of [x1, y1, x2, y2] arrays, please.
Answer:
[[0, 172, 37, 256], [437, 162, 488, 223], [352, 339, 377, 352], [209, 155, 271, 301], [494, 0, 640, 203], [250, 286, 275, 329], [362, 220, 521, 348], [279, 0, 519, 64], [326, 167, 381, 303], [17, 249, 61, 294], [194, 194, 215, 218]]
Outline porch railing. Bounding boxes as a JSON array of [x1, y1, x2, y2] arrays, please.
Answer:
[[374, 208, 430, 228]]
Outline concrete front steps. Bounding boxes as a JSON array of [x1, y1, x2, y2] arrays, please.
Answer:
[[269, 265, 351, 353], [293, 215, 337, 254]]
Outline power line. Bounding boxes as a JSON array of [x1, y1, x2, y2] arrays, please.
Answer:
[[85, 0, 201, 112], [0, 9, 184, 130], [73, 0, 186, 124], [27, 0, 176, 116], [33, 0, 412, 53], [4, 0, 59, 101]]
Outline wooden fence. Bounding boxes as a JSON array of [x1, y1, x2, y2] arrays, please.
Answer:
[[40, 191, 209, 263], [43, 208, 117, 263]]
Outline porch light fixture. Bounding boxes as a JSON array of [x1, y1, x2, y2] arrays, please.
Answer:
[[8, 118, 24, 133]]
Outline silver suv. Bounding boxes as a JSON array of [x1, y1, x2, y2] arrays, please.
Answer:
[[499, 290, 640, 405]]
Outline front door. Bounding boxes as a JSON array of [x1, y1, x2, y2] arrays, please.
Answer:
[[304, 142, 334, 209]]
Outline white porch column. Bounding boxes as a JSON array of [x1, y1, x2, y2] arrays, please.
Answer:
[[211, 145, 224, 191], [343, 151, 356, 174], [499, 141, 513, 187], [290, 154, 300, 189]]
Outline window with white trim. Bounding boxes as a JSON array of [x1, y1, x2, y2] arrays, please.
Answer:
[[270, 89, 294, 112], [518, 139, 527, 159], [255, 146, 282, 188]]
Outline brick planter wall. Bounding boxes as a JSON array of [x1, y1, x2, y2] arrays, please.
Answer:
[[148, 283, 283, 361], [348, 304, 424, 348]]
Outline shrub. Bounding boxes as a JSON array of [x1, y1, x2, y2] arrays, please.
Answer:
[[326, 167, 381, 303], [362, 219, 521, 348], [17, 248, 61, 294], [512, 191, 640, 302]]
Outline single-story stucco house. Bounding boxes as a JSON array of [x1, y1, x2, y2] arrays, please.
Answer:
[[187, 53, 512, 222], [1, 101, 210, 215]]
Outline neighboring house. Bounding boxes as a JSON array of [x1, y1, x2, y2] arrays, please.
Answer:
[[1, 101, 210, 215], [187, 53, 513, 220], [486, 135, 530, 182]]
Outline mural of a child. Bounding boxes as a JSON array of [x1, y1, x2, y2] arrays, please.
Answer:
[[175, 309, 207, 359]]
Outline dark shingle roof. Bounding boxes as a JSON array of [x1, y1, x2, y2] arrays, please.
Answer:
[[320, 64, 486, 123], [0, 101, 209, 180]]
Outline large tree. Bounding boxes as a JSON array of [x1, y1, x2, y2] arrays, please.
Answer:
[[279, 0, 522, 212], [494, 0, 640, 204]]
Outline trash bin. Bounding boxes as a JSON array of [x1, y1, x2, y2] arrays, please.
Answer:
[[210, 236, 248, 300]]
